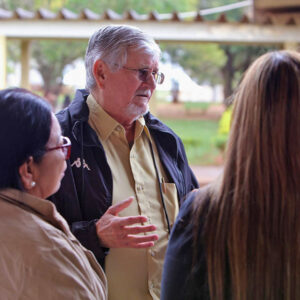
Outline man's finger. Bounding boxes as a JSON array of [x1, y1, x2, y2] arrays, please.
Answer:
[[121, 234, 159, 248], [107, 197, 134, 215], [131, 242, 156, 249], [126, 234, 159, 244], [117, 215, 149, 227], [124, 224, 157, 235]]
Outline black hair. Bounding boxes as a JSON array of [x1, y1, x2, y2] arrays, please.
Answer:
[[0, 88, 52, 190]]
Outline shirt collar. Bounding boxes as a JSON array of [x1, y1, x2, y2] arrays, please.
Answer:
[[87, 94, 150, 142], [135, 116, 150, 141], [0, 188, 71, 236], [87, 94, 120, 141]]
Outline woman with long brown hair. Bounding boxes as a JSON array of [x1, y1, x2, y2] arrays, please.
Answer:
[[161, 50, 300, 300]]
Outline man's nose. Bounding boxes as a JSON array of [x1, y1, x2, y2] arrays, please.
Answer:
[[143, 73, 156, 89]]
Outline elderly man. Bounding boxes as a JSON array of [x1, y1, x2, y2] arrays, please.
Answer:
[[51, 25, 198, 300]]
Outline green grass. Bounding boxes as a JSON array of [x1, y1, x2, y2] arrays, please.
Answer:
[[183, 101, 211, 111], [161, 118, 222, 165]]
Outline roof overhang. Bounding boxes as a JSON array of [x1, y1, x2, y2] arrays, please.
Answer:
[[0, 19, 299, 45], [0, 5, 300, 45]]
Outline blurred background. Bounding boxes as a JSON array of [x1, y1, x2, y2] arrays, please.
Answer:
[[1, 0, 299, 184]]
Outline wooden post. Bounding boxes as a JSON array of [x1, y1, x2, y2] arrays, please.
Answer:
[[0, 36, 7, 89], [21, 40, 31, 89], [283, 42, 299, 51]]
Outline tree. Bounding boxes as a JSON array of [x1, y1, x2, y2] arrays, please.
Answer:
[[161, 43, 226, 86], [3, 0, 199, 95], [220, 44, 279, 104], [162, 1, 279, 104], [64, 0, 197, 14], [3, 0, 278, 103], [32, 40, 86, 95]]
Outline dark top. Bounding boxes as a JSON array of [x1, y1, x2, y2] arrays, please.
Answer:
[[50, 89, 199, 266], [161, 188, 210, 300]]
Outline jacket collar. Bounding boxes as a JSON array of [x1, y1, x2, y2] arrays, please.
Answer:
[[67, 89, 100, 147], [144, 112, 173, 134], [68, 89, 90, 123]]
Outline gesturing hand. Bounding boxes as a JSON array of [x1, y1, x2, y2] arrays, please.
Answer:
[[95, 197, 158, 248]]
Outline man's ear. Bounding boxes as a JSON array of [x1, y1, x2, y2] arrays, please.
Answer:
[[93, 59, 108, 88], [19, 156, 35, 191]]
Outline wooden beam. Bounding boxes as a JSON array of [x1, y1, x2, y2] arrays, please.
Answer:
[[254, 0, 300, 10], [20, 40, 30, 89], [283, 41, 299, 51], [1, 20, 300, 45], [0, 35, 6, 89]]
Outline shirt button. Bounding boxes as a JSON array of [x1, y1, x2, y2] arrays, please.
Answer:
[[136, 185, 144, 192], [150, 250, 155, 257]]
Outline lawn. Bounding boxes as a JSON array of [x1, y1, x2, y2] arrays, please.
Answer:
[[183, 101, 211, 111], [160, 118, 223, 166]]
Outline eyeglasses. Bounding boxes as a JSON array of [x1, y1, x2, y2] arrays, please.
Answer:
[[46, 136, 71, 160], [122, 66, 165, 84]]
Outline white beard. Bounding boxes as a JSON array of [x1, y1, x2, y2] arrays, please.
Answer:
[[125, 102, 149, 121]]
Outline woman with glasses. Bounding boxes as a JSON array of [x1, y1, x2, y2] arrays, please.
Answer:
[[0, 88, 107, 299], [161, 50, 300, 300]]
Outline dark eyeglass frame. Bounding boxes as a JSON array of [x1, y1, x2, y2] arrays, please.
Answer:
[[122, 66, 165, 84], [46, 136, 71, 160]]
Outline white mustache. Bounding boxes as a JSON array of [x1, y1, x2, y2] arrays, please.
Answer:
[[135, 90, 151, 97]]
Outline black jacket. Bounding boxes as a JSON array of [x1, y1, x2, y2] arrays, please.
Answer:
[[161, 190, 210, 300], [50, 89, 199, 266]]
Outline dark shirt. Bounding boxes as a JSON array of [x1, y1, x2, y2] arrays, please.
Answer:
[[161, 190, 210, 300]]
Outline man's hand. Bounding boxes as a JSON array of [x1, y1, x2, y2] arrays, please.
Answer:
[[96, 197, 159, 248]]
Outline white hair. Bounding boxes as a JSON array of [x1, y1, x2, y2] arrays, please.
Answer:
[[85, 25, 161, 91]]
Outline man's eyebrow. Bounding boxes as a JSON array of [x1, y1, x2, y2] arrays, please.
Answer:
[[139, 66, 151, 69], [142, 67, 159, 73], [139, 64, 158, 70]]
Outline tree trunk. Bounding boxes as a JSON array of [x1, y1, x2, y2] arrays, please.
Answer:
[[221, 46, 235, 107]]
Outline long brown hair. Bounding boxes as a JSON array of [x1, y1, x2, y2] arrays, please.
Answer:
[[193, 51, 300, 299]]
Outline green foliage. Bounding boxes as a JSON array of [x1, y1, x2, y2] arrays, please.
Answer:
[[198, 0, 241, 9], [161, 43, 226, 86], [32, 40, 86, 93], [3, 0, 278, 101], [3, 0, 199, 93], [28, 0, 198, 14], [221, 44, 279, 97], [162, 43, 279, 104], [160, 1, 278, 103], [197, 0, 249, 20], [66, 0, 197, 14], [214, 134, 228, 152], [213, 105, 232, 152], [6, 41, 20, 77], [33, 0, 67, 11], [1, 0, 33, 10]]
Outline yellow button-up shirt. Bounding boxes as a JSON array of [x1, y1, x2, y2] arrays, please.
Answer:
[[87, 95, 179, 300]]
